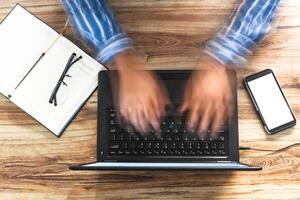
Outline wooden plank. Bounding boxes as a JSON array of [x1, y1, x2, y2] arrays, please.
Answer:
[[0, 0, 299, 199]]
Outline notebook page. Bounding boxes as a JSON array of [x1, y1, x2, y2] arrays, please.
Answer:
[[11, 36, 106, 135], [0, 5, 59, 97]]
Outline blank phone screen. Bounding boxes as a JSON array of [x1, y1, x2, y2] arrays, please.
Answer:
[[248, 73, 294, 130]]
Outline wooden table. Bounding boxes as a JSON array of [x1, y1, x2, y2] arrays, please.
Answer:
[[1, 0, 299, 199]]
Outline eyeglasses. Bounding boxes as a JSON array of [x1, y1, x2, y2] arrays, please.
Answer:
[[49, 53, 82, 106]]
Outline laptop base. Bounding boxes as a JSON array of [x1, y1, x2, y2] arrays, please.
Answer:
[[69, 162, 262, 170]]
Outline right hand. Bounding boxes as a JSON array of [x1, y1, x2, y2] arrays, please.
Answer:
[[115, 51, 170, 136]]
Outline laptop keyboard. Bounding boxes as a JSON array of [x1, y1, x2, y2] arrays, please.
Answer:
[[107, 107, 227, 157]]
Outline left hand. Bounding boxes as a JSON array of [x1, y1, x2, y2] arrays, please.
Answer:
[[179, 56, 233, 137]]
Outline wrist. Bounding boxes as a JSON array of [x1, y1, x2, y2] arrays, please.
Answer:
[[115, 50, 144, 75], [197, 54, 227, 72]]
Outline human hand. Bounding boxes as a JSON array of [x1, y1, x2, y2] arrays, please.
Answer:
[[115, 51, 170, 136], [180, 56, 233, 137]]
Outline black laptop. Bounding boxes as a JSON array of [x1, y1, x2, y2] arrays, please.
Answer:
[[70, 70, 261, 170]]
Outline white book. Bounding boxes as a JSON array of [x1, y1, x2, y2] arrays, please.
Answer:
[[0, 4, 107, 136]]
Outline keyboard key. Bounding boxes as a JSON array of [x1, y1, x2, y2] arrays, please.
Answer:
[[168, 150, 175, 155], [165, 135, 172, 141], [219, 142, 225, 150], [119, 134, 124, 141], [204, 142, 210, 150], [204, 150, 210, 155], [153, 150, 160, 155], [132, 150, 138, 155], [149, 135, 157, 141], [210, 142, 217, 149], [109, 144, 119, 149], [145, 142, 152, 149], [117, 150, 124, 155], [125, 150, 131, 155], [162, 143, 168, 149], [129, 143, 136, 149], [196, 150, 203, 156], [137, 142, 144, 149], [170, 142, 176, 149], [218, 150, 226, 155], [121, 142, 128, 149], [173, 135, 180, 141], [174, 150, 181, 155], [139, 150, 145, 155], [187, 142, 193, 149], [110, 128, 116, 133], [196, 143, 202, 150], [110, 112, 116, 118], [181, 150, 189, 155], [219, 136, 225, 141], [109, 119, 116, 125], [146, 150, 153, 155], [153, 142, 160, 149], [160, 150, 167, 155], [110, 134, 117, 141]]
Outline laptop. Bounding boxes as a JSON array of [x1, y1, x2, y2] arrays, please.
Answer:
[[70, 70, 262, 170]]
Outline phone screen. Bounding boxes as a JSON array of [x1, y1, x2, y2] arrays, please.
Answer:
[[247, 73, 294, 130]]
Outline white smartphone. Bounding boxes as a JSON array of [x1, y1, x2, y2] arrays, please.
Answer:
[[244, 69, 296, 134]]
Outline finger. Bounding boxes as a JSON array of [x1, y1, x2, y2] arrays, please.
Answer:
[[144, 103, 160, 132], [119, 106, 127, 120], [164, 94, 171, 107], [160, 84, 171, 107], [158, 98, 167, 120], [225, 95, 234, 120], [198, 102, 213, 136], [210, 104, 225, 138], [161, 93, 171, 118], [152, 86, 165, 115], [122, 109, 139, 135], [130, 106, 143, 133], [120, 107, 131, 128], [179, 83, 191, 114], [179, 100, 189, 115], [222, 96, 233, 128], [187, 104, 200, 130], [154, 88, 169, 120], [137, 106, 150, 135]]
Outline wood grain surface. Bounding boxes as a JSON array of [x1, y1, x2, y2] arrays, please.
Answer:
[[0, 0, 300, 199]]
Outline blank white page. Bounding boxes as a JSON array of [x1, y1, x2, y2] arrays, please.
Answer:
[[0, 5, 58, 97], [11, 36, 105, 135]]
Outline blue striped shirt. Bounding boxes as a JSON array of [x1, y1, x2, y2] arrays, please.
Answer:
[[61, 0, 280, 68]]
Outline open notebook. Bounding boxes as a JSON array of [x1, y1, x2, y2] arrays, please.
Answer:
[[0, 4, 106, 136]]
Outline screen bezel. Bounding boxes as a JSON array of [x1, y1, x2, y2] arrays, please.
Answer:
[[244, 69, 296, 134]]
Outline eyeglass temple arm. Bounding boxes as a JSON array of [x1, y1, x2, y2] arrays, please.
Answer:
[[49, 53, 82, 106]]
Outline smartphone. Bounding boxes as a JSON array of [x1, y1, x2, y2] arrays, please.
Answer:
[[244, 69, 296, 134]]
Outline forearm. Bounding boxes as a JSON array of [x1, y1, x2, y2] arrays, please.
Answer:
[[204, 0, 280, 68], [61, 0, 134, 64]]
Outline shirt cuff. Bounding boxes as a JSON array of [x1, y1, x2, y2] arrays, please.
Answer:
[[203, 28, 257, 69], [95, 33, 134, 64]]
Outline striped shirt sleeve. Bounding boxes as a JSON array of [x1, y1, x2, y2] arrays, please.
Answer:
[[204, 0, 280, 68], [61, 0, 134, 64]]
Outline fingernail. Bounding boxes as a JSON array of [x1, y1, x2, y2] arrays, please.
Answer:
[[152, 121, 159, 130], [198, 129, 204, 135]]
